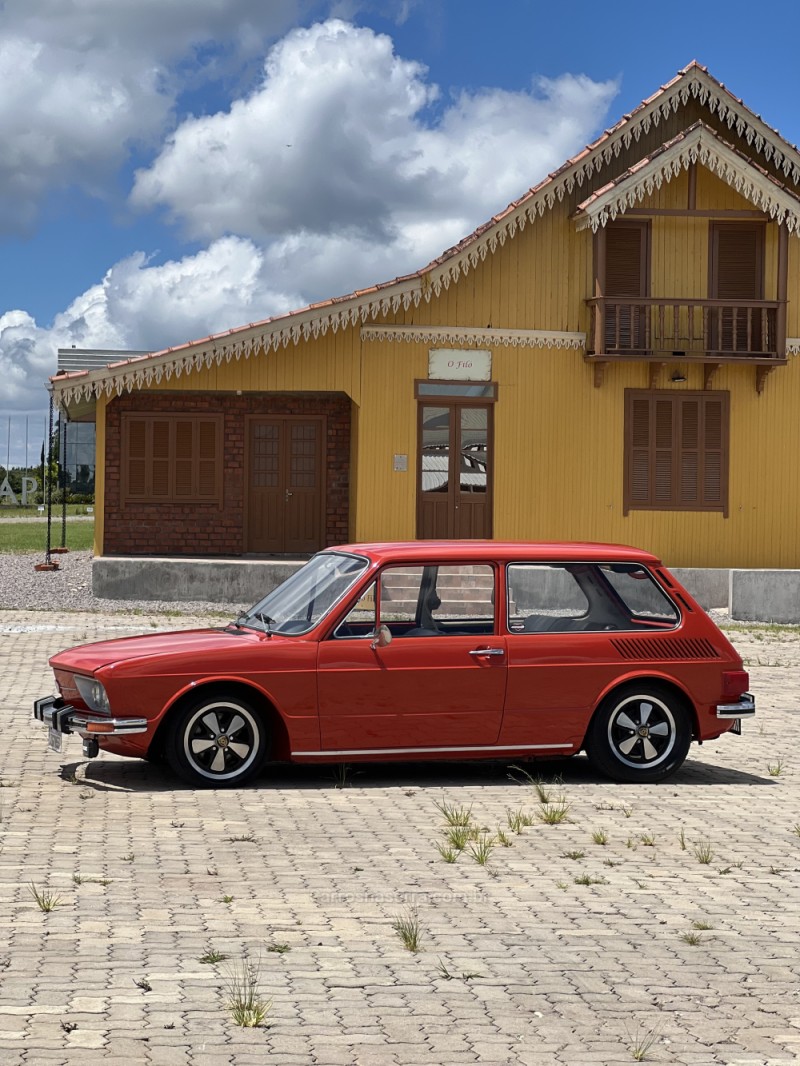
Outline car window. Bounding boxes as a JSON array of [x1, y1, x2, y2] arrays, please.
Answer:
[[242, 551, 369, 635], [334, 582, 377, 638], [597, 564, 680, 624], [507, 562, 679, 633], [334, 564, 496, 638], [507, 564, 590, 633]]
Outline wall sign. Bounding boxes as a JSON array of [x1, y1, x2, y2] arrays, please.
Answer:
[[393, 454, 408, 472], [429, 349, 491, 381]]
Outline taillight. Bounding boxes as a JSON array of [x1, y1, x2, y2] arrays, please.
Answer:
[[722, 670, 749, 699]]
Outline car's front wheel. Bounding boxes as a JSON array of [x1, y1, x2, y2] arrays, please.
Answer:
[[586, 684, 692, 783], [165, 695, 268, 787]]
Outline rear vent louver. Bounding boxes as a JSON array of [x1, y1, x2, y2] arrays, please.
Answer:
[[611, 637, 720, 661]]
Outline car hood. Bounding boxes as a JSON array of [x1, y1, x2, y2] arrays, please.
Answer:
[[49, 625, 284, 674]]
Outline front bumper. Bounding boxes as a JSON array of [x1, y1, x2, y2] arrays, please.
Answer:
[[34, 695, 148, 752]]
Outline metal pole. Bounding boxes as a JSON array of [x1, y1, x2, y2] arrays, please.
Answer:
[[60, 417, 67, 548], [45, 394, 53, 565]]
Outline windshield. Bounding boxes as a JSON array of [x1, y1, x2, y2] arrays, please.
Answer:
[[238, 551, 370, 635]]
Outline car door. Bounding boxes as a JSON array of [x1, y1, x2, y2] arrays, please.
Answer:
[[317, 563, 506, 752]]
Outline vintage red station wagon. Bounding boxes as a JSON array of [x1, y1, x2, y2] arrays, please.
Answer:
[[34, 542, 754, 787]]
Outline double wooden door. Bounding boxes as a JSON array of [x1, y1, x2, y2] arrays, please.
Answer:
[[247, 418, 324, 553], [417, 402, 492, 539]]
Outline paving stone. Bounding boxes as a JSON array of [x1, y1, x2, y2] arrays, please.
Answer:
[[2, 611, 800, 1064]]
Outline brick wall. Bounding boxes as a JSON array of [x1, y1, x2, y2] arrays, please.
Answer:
[[104, 392, 351, 556]]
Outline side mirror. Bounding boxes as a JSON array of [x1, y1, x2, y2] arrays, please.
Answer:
[[370, 624, 393, 650]]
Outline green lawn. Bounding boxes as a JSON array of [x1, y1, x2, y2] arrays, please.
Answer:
[[0, 520, 95, 553]]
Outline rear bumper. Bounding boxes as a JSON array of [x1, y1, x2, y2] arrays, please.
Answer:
[[715, 692, 756, 720], [33, 695, 148, 737]]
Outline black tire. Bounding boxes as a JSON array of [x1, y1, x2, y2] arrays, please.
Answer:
[[586, 684, 692, 783], [165, 694, 268, 787]]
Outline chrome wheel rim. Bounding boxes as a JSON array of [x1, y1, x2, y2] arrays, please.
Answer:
[[183, 701, 260, 781], [608, 694, 676, 769]]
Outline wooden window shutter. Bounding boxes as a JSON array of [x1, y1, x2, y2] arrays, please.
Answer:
[[653, 399, 673, 504], [624, 391, 729, 515], [711, 224, 765, 353], [197, 419, 219, 498], [702, 397, 725, 506], [605, 222, 649, 352], [121, 412, 223, 505], [606, 223, 648, 296], [628, 396, 651, 505], [174, 420, 194, 497], [126, 418, 147, 497]]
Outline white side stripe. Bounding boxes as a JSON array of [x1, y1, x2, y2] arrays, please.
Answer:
[[292, 743, 575, 757]]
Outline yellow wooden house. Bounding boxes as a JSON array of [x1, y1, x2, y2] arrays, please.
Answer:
[[53, 62, 800, 569]]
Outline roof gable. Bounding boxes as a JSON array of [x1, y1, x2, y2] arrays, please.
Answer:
[[573, 122, 800, 233]]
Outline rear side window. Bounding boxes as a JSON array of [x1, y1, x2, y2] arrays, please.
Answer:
[[507, 562, 679, 633], [597, 564, 679, 624]]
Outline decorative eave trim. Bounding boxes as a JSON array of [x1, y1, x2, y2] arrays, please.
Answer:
[[360, 324, 586, 350], [574, 124, 800, 233], [53, 278, 426, 408], [786, 338, 800, 355], [422, 66, 800, 296]]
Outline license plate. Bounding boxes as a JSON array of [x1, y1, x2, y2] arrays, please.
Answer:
[[48, 727, 63, 753]]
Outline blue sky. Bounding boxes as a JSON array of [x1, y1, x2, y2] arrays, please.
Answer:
[[1, 0, 798, 464]]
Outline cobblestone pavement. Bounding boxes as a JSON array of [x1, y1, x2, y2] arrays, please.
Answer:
[[2, 611, 800, 1066]]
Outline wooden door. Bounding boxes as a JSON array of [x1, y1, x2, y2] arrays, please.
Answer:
[[417, 403, 492, 539], [247, 418, 324, 553], [605, 221, 649, 352], [710, 223, 764, 353]]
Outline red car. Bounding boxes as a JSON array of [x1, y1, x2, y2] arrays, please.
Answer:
[[34, 542, 754, 787]]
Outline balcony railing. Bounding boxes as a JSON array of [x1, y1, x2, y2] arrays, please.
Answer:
[[587, 298, 784, 359]]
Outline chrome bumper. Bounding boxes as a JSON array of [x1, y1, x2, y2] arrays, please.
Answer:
[[33, 695, 148, 737], [715, 692, 756, 719]]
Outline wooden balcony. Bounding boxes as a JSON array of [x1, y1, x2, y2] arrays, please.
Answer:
[[585, 297, 787, 391]]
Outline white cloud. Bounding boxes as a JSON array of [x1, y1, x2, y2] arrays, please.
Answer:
[[0, 0, 320, 234], [1, 17, 618, 464], [132, 19, 618, 262], [0, 237, 288, 463]]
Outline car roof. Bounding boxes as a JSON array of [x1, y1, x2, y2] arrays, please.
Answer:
[[326, 541, 662, 565]]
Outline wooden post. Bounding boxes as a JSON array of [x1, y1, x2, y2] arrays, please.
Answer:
[[593, 225, 606, 357], [777, 223, 788, 358]]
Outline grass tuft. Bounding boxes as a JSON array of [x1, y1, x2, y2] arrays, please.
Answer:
[[627, 1022, 660, 1061], [392, 907, 423, 953], [537, 798, 571, 825], [468, 833, 496, 866], [433, 798, 473, 827], [199, 946, 228, 964], [692, 838, 715, 864], [29, 883, 62, 912], [224, 956, 271, 1027]]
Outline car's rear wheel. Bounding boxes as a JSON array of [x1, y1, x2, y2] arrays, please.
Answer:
[[586, 684, 692, 783], [165, 695, 268, 787]]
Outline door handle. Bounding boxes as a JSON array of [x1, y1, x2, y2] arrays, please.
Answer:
[[469, 647, 504, 658]]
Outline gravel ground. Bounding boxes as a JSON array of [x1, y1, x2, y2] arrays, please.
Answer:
[[0, 550, 247, 616]]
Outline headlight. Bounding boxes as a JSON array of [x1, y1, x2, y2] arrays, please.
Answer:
[[74, 676, 111, 714]]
